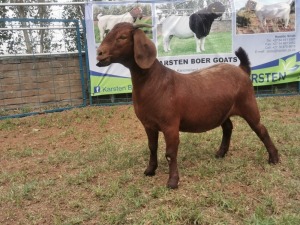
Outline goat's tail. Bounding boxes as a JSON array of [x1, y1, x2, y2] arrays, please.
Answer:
[[235, 47, 251, 76]]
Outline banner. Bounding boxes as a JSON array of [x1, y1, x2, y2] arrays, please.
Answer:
[[85, 0, 300, 96]]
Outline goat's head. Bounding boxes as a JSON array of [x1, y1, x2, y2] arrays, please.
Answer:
[[245, 0, 257, 11], [96, 22, 156, 69], [207, 2, 225, 17], [130, 6, 143, 20]]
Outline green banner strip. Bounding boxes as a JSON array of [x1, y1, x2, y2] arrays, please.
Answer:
[[91, 75, 132, 96], [251, 54, 300, 86]]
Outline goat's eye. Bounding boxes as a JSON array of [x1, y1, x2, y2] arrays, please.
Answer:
[[118, 35, 127, 40]]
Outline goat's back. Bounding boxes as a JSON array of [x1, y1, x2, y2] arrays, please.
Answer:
[[259, 3, 290, 17], [249, 1, 291, 19], [162, 16, 193, 38], [98, 12, 133, 31], [175, 63, 252, 98]]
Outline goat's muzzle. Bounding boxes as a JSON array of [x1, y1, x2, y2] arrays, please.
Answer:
[[96, 57, 111, 67], [96, 60, 110, 67], [96, 49, 111, 67]]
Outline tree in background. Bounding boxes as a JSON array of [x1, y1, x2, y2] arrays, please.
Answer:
[[0, 0, 57, 54], [0, 0, 12, 54], [62, 2, 85, 52]]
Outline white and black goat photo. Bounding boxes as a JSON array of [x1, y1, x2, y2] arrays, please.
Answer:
[[160, 1, 227, 53], [95, 6, 143, 43]]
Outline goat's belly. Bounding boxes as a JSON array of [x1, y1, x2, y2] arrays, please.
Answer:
[[179, 120, 221, 133], [179, 112, 230, 133], [172, 18, 193, 38], [173, 28, 194, 38], [179, 102, 235, 133]]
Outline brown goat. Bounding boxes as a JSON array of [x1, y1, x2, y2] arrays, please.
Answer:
[[96, 22, 279, 189]]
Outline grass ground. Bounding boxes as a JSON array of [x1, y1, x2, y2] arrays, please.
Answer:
[[0, 96, 299, 224]]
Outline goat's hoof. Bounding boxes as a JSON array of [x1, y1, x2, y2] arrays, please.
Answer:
[[166, 178, 179, 189], [166, 182, 178, 189], [268, 155, 280, 164], [215, 150, 227, 158], [144, 169, 156, 176], [215, 153, 225, 159]]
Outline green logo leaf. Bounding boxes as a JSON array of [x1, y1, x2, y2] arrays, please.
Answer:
[[278, 55, 300, 73]]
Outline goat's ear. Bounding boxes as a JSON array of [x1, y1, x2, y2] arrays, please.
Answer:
[[133, 29, 156, 69]]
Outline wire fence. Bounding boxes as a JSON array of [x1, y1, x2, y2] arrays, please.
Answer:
[[0, 18, 87, 119], [254, 82, 300, 97], [0, 2, 299, 120]]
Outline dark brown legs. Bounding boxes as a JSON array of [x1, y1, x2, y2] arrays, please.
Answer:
[[144, 128, 159, 176], [164, 129, 180, 189], [216, 118, 233, 158], [144, 114, 279, 189], [144, 127, 180, 189], [215, 117, 279, 164], [247, 121, 279, 164]]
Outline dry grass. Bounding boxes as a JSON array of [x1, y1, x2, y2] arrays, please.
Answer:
[[0, 96, 299, 224]]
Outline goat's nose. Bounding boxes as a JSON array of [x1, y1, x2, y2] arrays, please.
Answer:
[[97, 49, 103, 56], [96, 46, 108, 63], [97, 46, 108, 56]]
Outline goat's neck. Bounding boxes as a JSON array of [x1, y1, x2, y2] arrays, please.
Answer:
[[129, 60, 171, 99], [130, 60, 163, 86]]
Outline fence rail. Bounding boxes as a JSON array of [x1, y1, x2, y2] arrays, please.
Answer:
[[0, 15, 299, 120], [0, 18, 87, 119]]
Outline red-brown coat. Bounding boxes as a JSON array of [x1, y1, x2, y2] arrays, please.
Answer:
[[97, 22, 279, 189]]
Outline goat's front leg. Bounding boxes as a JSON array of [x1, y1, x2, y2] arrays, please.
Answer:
[[283, 17, 289, 28], [194, 35, 201, 53], [164, 129, 180, 189], [163, 35, 171, 52], [144, 128, 159, 176], [200, 37, 206, 52]]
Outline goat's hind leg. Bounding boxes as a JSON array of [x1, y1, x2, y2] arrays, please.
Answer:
[[241, 102, 279, 164], [247, 121, 279, 164], [144, 128, 159, 176], [216, 118, 233, 158]]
